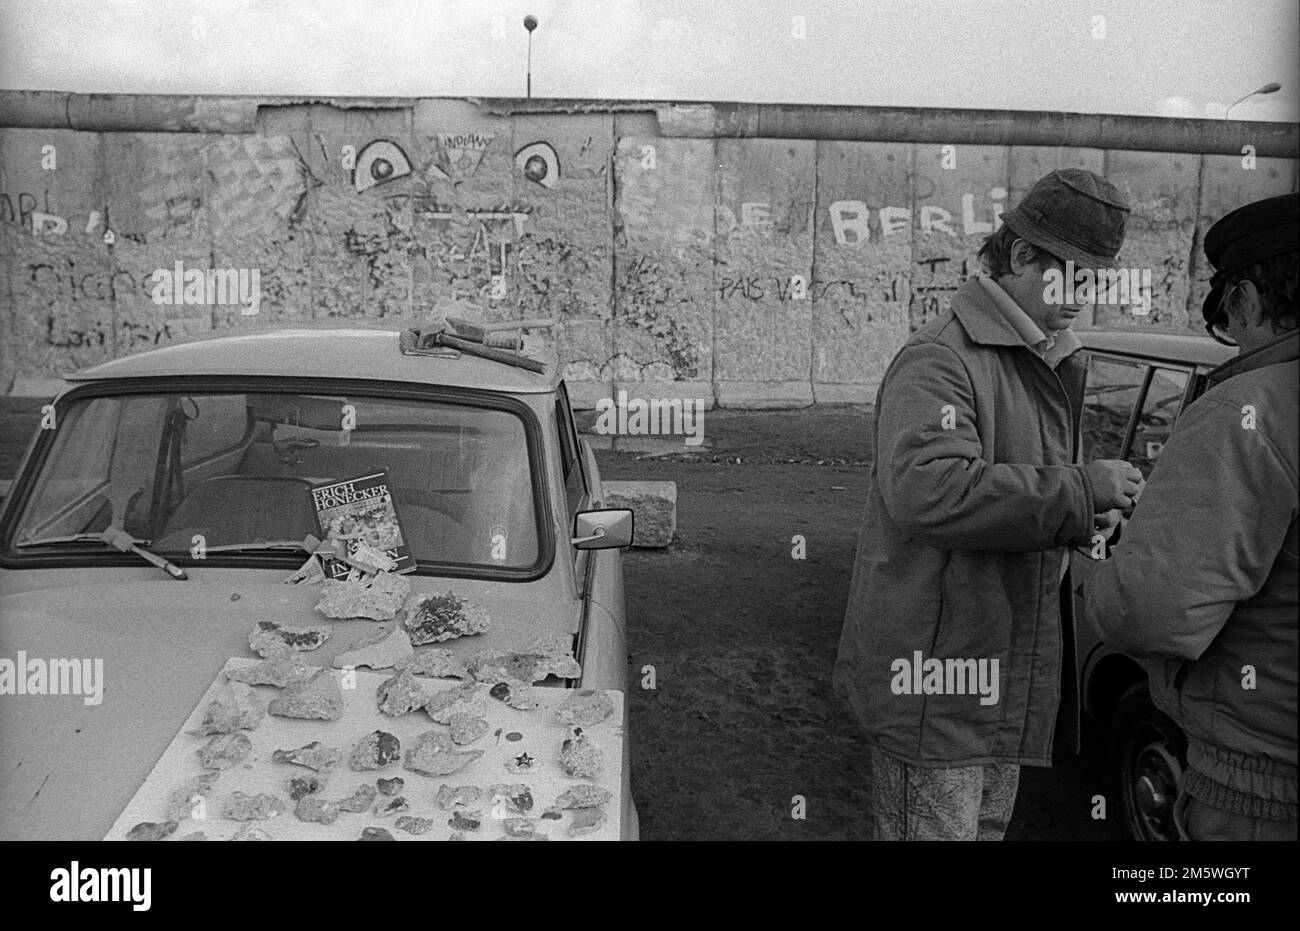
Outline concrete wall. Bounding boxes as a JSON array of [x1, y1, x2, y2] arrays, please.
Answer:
[[1, 96, 1296, 406]]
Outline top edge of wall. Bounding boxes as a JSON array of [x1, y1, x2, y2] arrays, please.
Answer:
[[0, 92, 1295, 157]]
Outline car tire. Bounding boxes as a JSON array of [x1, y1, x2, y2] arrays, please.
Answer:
[[1107, 682, 1188, 841]]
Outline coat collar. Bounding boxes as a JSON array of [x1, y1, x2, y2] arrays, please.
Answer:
[[1206, 328, 1299, 390], [951, 277, 1083, 361]]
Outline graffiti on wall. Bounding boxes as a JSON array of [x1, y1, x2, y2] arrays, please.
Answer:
[[515, 141, 560, 188], [24, 259, 178, 349], [715, 273, 911, 306], [1, 182, 148, 246], [427, 133, 494, 181], [2, 117, 1290, 394], [827, 186, 1007, 244], [341, 135, 549, 299], [0, 131, 1016, 381], [0, 180, 68, 237], [352, 140, 413, 193]]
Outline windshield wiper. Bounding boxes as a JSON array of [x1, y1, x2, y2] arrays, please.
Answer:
[[210, 535, 399, 576], [16, 528, 188, 581], [202, 535, 328, 555]]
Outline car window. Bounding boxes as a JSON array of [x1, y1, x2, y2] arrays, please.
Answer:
[[180, 394, 251, 465], [1081, 356, 1146, 462], [12, 397, 122, 539], [8, 390, 543, 574], [1130, 367, 1189, 472]]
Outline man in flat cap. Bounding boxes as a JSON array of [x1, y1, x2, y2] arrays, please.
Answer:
[[1084, 192, 1298, 841], [834, 169, 1145, 840]]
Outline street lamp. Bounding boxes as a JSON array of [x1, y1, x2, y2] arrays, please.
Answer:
[[524, 15, 538, 99], [1225, 82, 1281, 119]]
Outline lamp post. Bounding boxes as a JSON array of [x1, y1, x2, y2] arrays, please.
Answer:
[[524, 15, 538, 99], [1226, 82, 1281, 119]]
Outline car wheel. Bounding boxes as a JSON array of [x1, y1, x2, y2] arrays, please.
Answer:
[[1107, 682, 1187, 841]]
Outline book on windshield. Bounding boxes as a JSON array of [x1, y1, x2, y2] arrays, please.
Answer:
[[307, 470, 415, 579]]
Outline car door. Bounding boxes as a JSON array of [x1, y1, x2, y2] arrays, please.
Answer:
[[555, 382, 636, 838], [1071, 354, 1193, 713], [553, 382, 627, 694]]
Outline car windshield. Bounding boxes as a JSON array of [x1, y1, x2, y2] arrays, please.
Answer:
[[7, 389, 541, 572]]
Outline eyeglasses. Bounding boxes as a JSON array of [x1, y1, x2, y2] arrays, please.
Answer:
[[1205, 281, 1240, 347]]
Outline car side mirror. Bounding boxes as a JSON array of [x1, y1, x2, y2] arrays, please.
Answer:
[[571, 508, 634, 550]]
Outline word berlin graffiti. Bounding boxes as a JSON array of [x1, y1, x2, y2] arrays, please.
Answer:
[[828, 189, 1008, 244], [712, 189, 1009, 246]]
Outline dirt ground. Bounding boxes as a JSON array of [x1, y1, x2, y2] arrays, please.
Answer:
[[594, 408, 1114, 841]]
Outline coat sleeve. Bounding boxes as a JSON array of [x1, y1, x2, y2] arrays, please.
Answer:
[[1082, 393, 1295, 661], [876, 341, 1095, 551]]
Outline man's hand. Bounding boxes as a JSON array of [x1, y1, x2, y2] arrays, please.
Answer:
[[1126, 475, 1147, 516], [1084, 459, 1145, 515], [1093, 508, 1123, 541]]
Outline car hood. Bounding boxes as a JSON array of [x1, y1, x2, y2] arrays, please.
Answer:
[[0, 578, 576, 840]]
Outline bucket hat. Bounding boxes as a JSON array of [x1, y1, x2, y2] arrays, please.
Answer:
[[1000, 168, 1132, 268]]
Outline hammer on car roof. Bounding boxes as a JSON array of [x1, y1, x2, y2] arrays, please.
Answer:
[[446, 316, 555, 350], [401, 323, 547, 374]]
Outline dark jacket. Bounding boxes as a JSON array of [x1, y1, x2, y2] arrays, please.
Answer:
[[833, 278, 1096, 767], [1084, 329, 1298, 820]]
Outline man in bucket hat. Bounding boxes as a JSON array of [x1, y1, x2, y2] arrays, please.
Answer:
[[834, 169, 1145, 840], [1084, 192, 1298, 841]]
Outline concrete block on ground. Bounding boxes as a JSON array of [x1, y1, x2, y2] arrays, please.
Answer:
[[612, 435, 708, 454], [602, 480, 677, 548]]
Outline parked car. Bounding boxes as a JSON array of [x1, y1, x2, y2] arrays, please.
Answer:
[[1070, 328, 1234, 841], [0, 321, 639, 840]]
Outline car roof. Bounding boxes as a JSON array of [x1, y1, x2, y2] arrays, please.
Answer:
[[64, 321, 562, 393], [1078, 328, 1234, 368]]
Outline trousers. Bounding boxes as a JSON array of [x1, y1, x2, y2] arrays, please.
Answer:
[[1173, 792, 1297, 841], [870, 746, 1021, 841]]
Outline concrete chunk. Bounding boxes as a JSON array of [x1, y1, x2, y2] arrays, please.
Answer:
[[601, 481, 677, 548]]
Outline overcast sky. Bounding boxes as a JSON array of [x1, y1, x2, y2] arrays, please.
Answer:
[[1, 0, 1297, 120]]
